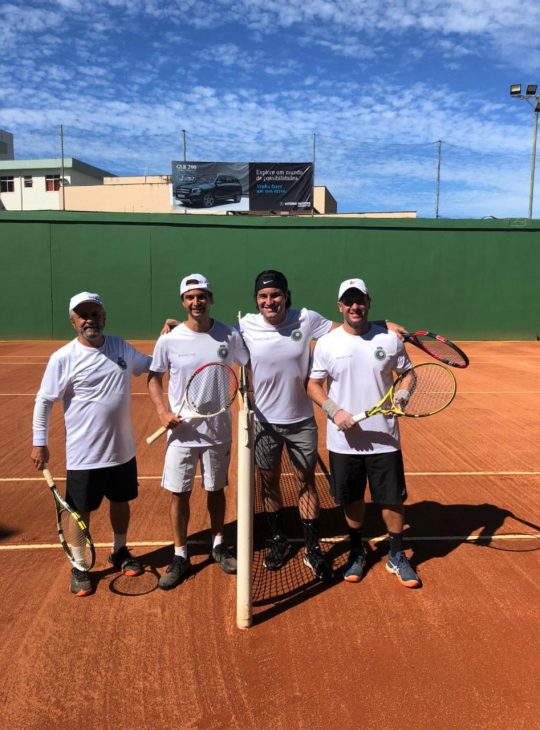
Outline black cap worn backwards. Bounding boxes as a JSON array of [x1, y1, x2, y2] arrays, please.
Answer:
[[254, 270, 289, 295]]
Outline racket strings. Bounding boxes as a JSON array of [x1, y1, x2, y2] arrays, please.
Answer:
[[186, 364, 237, 416], [59, 509, 93, 570], [396, 364, 456, 416]]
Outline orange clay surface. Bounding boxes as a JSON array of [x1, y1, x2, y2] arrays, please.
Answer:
[[0, 341, 538, 730]]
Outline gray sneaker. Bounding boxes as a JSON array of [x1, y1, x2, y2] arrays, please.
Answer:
[[158, 555, 191, 590], [70, 567, 92, 597], [211, 544, 237, 574], [386, 551, 421, 588], [343, 547, 366, 583]]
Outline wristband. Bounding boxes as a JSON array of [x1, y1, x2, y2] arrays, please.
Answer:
[[321, 398, 342, 419]]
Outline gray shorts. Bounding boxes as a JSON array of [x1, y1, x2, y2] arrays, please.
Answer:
[[253, 417, 318, 474]]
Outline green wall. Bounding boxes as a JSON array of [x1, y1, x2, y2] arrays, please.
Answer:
[[0, 211, 538, 340]]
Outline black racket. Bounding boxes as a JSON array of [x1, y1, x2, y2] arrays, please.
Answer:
[[353, 362, 457, 422], [147, 361, 238, 444], [43, 467, 95, 571], [404, 330, 469, 368]]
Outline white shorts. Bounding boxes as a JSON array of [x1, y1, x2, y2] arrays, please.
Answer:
[[161, 443, 231, 494]]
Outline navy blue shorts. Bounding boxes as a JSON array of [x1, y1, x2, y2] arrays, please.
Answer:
[[66, 457, 138, 513], [328, 450, 407, 506]]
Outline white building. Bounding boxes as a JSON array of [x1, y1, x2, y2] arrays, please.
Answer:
[[0, 158, 114, 211]]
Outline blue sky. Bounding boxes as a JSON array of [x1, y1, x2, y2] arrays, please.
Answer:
[[2, 0, 540, 217]]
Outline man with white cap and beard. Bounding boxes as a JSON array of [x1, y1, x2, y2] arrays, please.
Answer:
[[31, 292, 152, 596]]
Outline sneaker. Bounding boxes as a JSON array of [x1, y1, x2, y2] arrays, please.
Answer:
[[386, 551, 421, 588], [158, 555, 191, 590], [107, 546, 143, 576], [343, 547, 366, 583], [263, 536, 291, 571], [211, 544, 237, 575], [70, 567, 92, 597], [303, 546, 333, 583]]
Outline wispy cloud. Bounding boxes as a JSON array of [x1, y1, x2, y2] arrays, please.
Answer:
[[1, 0, 538, 216]]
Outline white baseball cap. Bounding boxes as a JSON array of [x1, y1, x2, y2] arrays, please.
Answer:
[[68, 292, 104, 313], [180, 273, 212, 296], [338, 278, 369, 300]]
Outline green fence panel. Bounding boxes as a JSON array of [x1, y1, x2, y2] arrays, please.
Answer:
[[0, 212, 538, 340]]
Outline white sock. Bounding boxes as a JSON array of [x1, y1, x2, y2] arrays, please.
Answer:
[[174, 545, 188, 559], [212, 535, 223, 549], [113, 534, 127, 553]]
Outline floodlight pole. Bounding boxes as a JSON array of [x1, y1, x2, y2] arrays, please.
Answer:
[[528, 108, 538, 219], [510, 85, 539, 219]]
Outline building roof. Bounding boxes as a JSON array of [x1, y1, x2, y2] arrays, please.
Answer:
[[0, 157, 115, 178]]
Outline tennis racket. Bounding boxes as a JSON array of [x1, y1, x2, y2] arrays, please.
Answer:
[[352, 362, 457, 422], [43, 467, 95, 571], [147, 361, 238, 444], [404, 330, 469, 368]]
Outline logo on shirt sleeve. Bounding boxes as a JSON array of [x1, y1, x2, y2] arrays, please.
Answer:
[[374, 347, 386, 361], [117, 357, 127, 370], [291, 329, 302, 341], [218, 344, 229, 360]]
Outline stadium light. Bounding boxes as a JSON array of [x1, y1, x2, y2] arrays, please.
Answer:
[[510, 83, 540, 218]]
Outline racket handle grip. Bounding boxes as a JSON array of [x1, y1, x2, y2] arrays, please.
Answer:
[[42, 467, 55, 486], [146, 425, 168, 445], [352, 412, 368, 423]]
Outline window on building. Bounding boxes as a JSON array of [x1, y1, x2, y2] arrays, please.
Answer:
[[0, 176, 14, 193], [24, 176, 33, 188], [45, 175, 61, 192]]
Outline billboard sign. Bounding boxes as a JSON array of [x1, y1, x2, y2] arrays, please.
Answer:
[[171, 161, 312, 213]]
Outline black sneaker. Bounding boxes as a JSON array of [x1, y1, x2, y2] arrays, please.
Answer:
[[70, 567, 92, 597], [211, 544, 237, 575], [107, 546, 143, 576], [303, 546, 333, 582], [158, 555, 191, 590], [263, 536, 291, 571]]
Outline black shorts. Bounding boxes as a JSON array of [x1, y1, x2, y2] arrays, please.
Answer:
[[329, 450, 407, 506], [66, 457, 139, 513]]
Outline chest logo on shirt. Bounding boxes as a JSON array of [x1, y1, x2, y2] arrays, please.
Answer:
[[374, 347, 387, 361], [117, 357, 127, 370], [291, 329, 302, 341], [218, 344, 228, 360]]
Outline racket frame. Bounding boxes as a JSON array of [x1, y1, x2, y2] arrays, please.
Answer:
[[404, 330, 469, 368], [43, 467, 95, 571], [353, 362, 457, 422]]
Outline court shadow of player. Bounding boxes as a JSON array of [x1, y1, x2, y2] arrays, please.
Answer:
[[362, 500, 540, 572], [0, 524, 19, 541]]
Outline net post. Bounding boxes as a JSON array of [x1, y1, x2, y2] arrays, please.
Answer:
[[236, 404, 254, 629]]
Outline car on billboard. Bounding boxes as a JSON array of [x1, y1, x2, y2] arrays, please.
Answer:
[[174, 174, 243, 208]]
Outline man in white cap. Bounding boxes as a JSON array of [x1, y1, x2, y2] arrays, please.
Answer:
[[31, 292, 152, 596], [307, 278, 421, 588], [148, 274, 249, 590]]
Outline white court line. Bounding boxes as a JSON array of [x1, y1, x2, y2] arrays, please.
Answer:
[[0, 533, 538, 554], [1, 470, 540, 483]]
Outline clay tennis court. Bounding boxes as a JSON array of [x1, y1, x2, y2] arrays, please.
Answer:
[[0, 340, 538, 729]]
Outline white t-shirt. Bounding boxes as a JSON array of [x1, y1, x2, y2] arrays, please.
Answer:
[[238, 308, 332, 424], [33, 336, 151, 470], [309, 324, 412, 455], [150, 320, 248, 447]]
